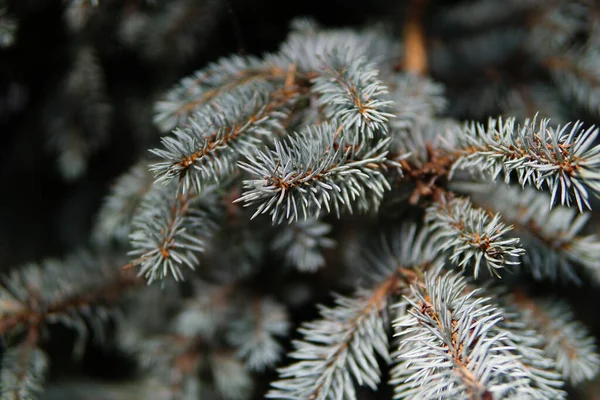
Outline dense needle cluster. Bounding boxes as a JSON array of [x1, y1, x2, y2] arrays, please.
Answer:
[[2, 1, 600, 399]]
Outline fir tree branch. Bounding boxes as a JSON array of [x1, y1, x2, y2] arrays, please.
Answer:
[[0, 252, 140, 364], [489, 290, 566, 399], [138, 0, 223, 65], [457, 182, 600, 282], [127, 182, 221, 282], [92, 159, 155, 246], [391, 272, 544, 399], [268, 225, 440, 400], [267, 275, 399, 400], [388, 74, 447, 133], [510, 291, 600, 385], [211, 351, 254, 400], [236, 122, 391, 224], [451, 116, 600, 211], [275, 23, 398, 75], [389, 117, 460, 204], [151, 84, 301, 194], [46, 45, 112, 180], [137, 334, 205, 399], [0, 342, 48, 400], [153, 56, 296, 132], [172, 281, 289, 373], [172, 282, 237, 339], [544, 54, 600, 117], [271, 218, 336, 272], [311, 53, 394, 145], [503, 83, 568, 126], [226, 297, 290, 372], [425, 195, 524, 278], [344, 225, 443, 297]]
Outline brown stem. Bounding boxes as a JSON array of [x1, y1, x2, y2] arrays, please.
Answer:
[[173, 84, 304, 178], [175, 65, 316, 120], [309, 265, 429, 399], [0, 269, 141, 335], [419, 292, 491, 399], [124, 181, 190, 270], [392, 144, 455, 205], [403, 0, 429, 75]]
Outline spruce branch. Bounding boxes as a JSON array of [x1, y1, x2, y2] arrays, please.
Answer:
[[211, 351, 254, 400], [0, 343, 48, 400], [138, 0, 223, 65], [489, 292, 566, 399], [545, 53, 600, 117], [226, 297, 290, 372], [172, 282, 237, 339], [459, 182, 600, 282], [503, 83, 569, 126], [510, 291, 600, 385], [45, 45, 112, 180], [425, 195, 524, 278], [451, 116, 600, 211], [275, 23, 397, 75], [391, 272, 544, 399], [172, 282, 289, 373], [0, 252, 140, 364], [153, 22, 397, 134], [151, 84, 300, 194], [271, 218, 336, 272], [391, 118, 460, 204], [136, 334, 205, 400], [18, 10, 600, 400], [388, 74, 447, 133], [267, 278, 398, 400], [236, 122, 391, 224], [202, 219, 267, 282], [268, 225, 441, 400], [139, 322, 254, 399], [153, 55, 290, 132], [127, 182, 221, 283], [311, 52, 394, 145], [357, 224, 444, 287], [92, 159, 155, 247]]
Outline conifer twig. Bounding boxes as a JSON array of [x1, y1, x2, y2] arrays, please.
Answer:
[[509, 290, 600, 385], [0, 269, 140, 335]]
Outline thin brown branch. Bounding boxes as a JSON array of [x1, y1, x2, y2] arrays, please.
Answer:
[[308, 273, 401, 399], [173, 84, 304, 177], [403, 0, 429, 75], [175, 65, 317, 120], [0, 269, 141, 336], [393, 144, 455, 205], [123, 181, 190, 271], [308, 264, 431, 399], [418, 294, 490, 400]]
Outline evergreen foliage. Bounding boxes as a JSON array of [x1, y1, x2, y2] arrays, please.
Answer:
[[2, 1, 600, 399]]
